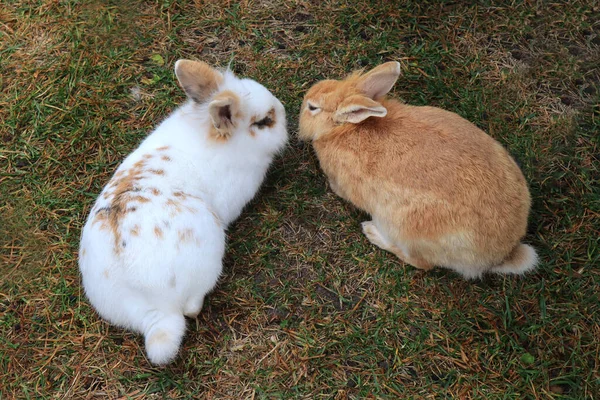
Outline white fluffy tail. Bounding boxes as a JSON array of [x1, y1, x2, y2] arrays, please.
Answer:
[[143, 311, 186, 365], [490, 243, 538, 275]]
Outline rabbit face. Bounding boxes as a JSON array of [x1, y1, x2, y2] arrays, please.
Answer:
[[298, 62, 401, 141], [175, 60, 288, 157]]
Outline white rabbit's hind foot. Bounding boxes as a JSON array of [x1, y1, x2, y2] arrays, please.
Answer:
[[183, 296, 205, 319]]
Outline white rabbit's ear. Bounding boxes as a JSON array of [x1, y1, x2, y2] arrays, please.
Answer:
[[208, 90, 241, 138], [333, 94, 387, 124], [175, 59, 223, 103], [356, 61, 401, 100]]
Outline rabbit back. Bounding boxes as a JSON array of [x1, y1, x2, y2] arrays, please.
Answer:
[[312, 101, 532, 275], [79, 145, 225, 319]]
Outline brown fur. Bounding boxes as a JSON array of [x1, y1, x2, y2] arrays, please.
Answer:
[[166, 198, 183, 217], [92, 159, 149, 254], [299, 62, 535, 277], [177, 228, 195, 243], [208, 90, 243, 141], [175, 59, 223, 103]]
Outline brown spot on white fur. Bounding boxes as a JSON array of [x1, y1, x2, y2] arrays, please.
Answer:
[[156, 145, 170, 151], [172, 191, 222, 226], [130, 195, 150, 203], [208, 90, 243, 141], [161, 155, 171, 161], [143, 154, 153, 159], [150, 188, 161, 196], [178, 228, 196, 244], [208, 126, 230, 142], [92, 207, 110, 230], [166, 198, 183, 218], [266, 108, 276, 125], [154, 226, 164, 239], [149, 169, 165, 175], [131, 225, 140, 236], [95, 158, 152, 253], [133, 159, 146, 169], [166, 198, 182, 210]]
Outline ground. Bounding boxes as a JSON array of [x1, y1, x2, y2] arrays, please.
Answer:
[[1, 0, 599, 398]]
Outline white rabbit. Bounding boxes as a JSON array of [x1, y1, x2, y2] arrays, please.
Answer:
[[79, 59, 288, 365]]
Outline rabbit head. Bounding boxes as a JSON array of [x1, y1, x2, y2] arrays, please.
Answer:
[[298, 61, 401, 141], [175, 59, 288, 155]]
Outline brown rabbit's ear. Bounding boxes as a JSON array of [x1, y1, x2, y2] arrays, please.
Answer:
[[333, 95, 387, 124], [356, 61, 401, 100], [208, 91, 241, 137], [175, 59, 223, 103]]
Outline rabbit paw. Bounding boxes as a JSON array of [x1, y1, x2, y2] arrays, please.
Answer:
[[361, 221, 391, 250], [361, 220, 434, 271], [183, 296, 204, 319]]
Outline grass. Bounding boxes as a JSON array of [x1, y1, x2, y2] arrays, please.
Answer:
[[1, 0, 598, 398]]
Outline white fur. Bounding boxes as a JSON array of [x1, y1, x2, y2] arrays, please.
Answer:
[[79, 67, 288, 365], [489, 244, 538, 275], [448, 244, 538, 280]]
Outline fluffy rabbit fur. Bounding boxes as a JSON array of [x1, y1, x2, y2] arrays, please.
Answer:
[[299, 62, 537, 279], [79, 60, 288, 365]]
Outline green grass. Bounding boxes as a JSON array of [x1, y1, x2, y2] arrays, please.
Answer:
[[1, 0, 599, 398]]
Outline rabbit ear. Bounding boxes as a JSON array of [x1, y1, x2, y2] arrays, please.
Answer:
[[208, 91, 241, 137], [333, 95, 387, 124], [356, 61, 401, 100], [175, 59, 223, 103]]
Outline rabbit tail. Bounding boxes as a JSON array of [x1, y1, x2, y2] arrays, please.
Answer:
[[490, 243, 538, 275], [140, 310, 186, 365]]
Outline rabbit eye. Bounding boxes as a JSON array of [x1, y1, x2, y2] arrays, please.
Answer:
[[307, 102, 321, 115], [253, 116, 273, 129], [252, 108, 276, 129]]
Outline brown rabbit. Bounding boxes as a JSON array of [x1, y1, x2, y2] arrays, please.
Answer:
[[298, 62, 537, 279]]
